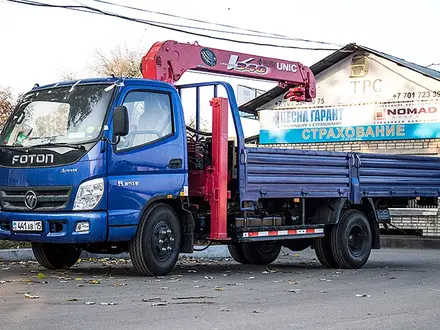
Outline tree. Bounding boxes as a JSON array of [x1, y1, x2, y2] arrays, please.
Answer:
[[59, 71, 79, 81], [89, 45, 144, 78], [187, 114, 211, 131], [0, 86, 14, 129]]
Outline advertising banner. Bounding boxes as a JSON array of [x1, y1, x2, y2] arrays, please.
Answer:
[[258, 53, 440, 144], [259, 101, 440, 143]]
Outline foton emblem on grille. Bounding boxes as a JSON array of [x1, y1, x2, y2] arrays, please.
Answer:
[[24, 191, 38, 210], [12, 154, 54, 165]]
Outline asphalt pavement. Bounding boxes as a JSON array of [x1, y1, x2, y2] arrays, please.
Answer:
[[1, 248, 440, 330]]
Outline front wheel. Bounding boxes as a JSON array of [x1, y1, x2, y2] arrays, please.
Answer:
[[331, 209, 372, 269], [241, 241, 281, 265], [228, 243, 250, 264], [129, 203, 181, 276], [32, 243, 81, 269]]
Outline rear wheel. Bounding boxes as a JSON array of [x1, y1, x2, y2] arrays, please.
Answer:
[[314, 232, 339, 268], [129, 203, 181, 276], [331, 209, 372, 269], [228, 244, 250, 264], [241, 241, 281, 265], [32, 243, 81, 269]]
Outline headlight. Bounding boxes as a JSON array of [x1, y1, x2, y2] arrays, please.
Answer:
[[73, 178, 104, 211]]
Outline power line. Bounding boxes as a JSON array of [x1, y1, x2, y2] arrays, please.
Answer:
[[91, 8, 337, 45], [90, 0, 343, 47], [426, 63, 440, 68], [5, 0, 341, 51], [81, 1, 345, 44]]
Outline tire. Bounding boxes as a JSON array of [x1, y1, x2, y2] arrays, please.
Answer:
[[31, 243, 81, 269], [129, 203, 181, 276], [331, 209, 372, 269], [241, 241, 281, 265], [314, 233, 339, 268], [228, 244, 250, 264]]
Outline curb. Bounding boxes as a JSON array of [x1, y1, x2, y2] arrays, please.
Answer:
[[380, 235, 440, 250], [0, 245, 231, 262]]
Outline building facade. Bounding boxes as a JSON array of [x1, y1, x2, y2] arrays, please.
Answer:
[[242, 44, 440, 236]]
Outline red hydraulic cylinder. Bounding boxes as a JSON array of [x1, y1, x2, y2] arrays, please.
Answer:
[[209, 97, 229, 240]]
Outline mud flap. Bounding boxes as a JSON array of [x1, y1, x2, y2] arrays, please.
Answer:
[[180, 208, 195, 253], [371, 221, 380, 249]]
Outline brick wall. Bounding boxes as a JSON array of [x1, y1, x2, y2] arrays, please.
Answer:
[[259, 138, 440, 237], [387, 210, 440, 236], [267, 139, 440, 156]]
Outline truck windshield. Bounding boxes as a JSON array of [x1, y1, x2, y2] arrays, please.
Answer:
[[0, 83, 114, 147]]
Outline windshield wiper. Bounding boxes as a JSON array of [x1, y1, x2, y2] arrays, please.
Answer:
[[31, 142, 86, 150], [0, 145, 29, 153]]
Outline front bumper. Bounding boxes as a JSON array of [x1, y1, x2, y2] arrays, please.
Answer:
[[0, 211, 107, 243]]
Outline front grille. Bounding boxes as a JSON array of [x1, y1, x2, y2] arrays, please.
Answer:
[[0, 186, 72, 212]]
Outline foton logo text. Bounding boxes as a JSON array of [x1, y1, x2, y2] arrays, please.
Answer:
[[12, 154, 54, 165]]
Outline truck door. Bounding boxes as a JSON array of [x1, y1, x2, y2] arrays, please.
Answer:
[[106, 84, 186, 231]]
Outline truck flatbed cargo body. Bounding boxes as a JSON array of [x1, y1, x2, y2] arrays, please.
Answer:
[[243, 147, 351, 201], [242, 147, 440, 202], [357, 153, 440, 198], [0, 40, 438, 276]]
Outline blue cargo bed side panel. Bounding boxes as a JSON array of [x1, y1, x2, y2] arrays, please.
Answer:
[[358, 152, 440, 198], [242, 147, 351, 202]]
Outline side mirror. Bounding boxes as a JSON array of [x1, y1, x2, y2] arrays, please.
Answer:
[[113, 106, 129, 137]]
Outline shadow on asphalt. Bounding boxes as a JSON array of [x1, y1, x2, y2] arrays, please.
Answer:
[[3, 249, 435, 281], [59, 258, 324, 279], [58, 254, 432, 279]]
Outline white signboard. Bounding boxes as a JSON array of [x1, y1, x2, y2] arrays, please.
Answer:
[[258, 53, 440, 144], [237, 84, 266, 106]]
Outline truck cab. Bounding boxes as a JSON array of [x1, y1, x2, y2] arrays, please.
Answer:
[[0, 77, 190, 272]]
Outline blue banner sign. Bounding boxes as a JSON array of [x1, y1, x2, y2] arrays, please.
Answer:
[[259, 102, 440, 144]]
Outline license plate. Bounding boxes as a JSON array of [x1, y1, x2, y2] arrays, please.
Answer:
[[12, 221, 43, 232]]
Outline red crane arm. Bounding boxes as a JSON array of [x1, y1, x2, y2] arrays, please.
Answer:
[[140, 40, 316, 102]]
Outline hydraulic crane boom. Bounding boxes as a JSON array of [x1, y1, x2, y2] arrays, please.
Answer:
[[140, 41, 317, 240], [140, 40, 316, 102]]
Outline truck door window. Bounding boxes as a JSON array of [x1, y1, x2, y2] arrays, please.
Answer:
[[116, 91, 173, 151]]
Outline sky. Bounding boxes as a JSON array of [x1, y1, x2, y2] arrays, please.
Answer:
[[0, 0, 439, 136]]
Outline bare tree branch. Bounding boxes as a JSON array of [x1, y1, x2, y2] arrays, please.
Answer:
[[0, 86, 14, 129], [89, 45, 144, 78], [187, 114, 210, 131], [59, 71, 79, 81]]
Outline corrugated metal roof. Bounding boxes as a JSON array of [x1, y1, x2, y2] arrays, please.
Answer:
[[239, 44, 440, 115], [360, 45, 440, 81]]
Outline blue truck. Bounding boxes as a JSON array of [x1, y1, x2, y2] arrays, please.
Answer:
[[0, 40, 439, 276]]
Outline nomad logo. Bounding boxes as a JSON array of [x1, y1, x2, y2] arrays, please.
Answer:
[[375, 107, 437, 121], [24, 190, 38, 210], [374, 110, 386, 121], [12, 154, 54, 165]]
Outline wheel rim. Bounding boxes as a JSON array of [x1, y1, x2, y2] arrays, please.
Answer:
[[152, 221, 175, 262], [348, 224, 366, 257]]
